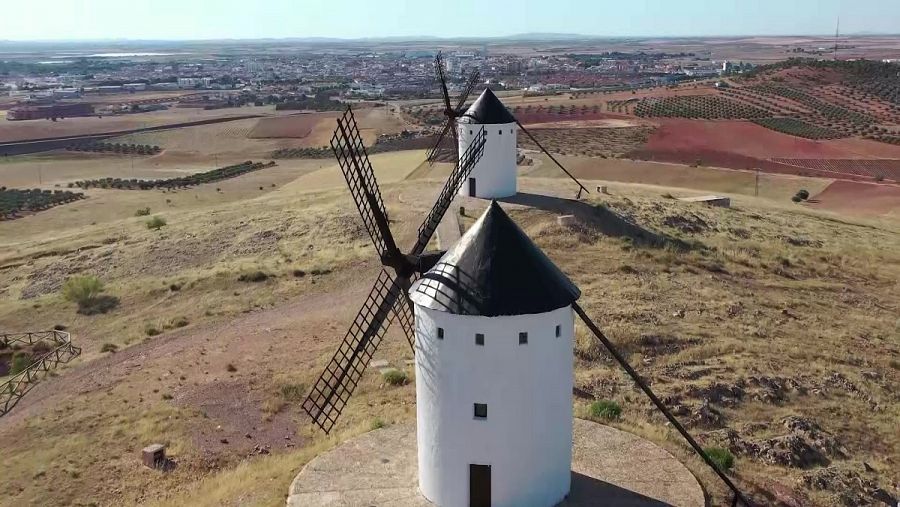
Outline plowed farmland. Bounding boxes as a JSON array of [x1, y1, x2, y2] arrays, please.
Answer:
[[774, 158, 900, 181]]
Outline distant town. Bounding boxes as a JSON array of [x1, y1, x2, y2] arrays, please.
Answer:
[[1, 45, 756, 121]]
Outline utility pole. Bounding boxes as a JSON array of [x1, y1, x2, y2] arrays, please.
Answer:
[[834, 17, 840, 61], [38, 164, 42, 185]]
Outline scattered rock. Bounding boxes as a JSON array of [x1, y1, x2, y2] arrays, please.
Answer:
[[754, 433, 829, 468], [689, 400, 724, 428], [747, 375, 789, 403], [706, 415, 843, 469], [801, 465, 896, 507], [686, 382, 744, 407]]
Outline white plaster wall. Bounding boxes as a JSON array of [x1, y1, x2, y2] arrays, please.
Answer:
[[414, 304, 574, 507], [457, 122, 518, 199]]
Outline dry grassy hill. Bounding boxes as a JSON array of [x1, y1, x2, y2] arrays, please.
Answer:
[[0, 148, 898, 506]]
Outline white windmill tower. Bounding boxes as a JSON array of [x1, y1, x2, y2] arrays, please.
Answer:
[[410, 201, 581, 507], [427, 52, 589, 199], [455, 89, 519, 198]]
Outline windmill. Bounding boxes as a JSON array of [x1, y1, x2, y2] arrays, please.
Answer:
[[428, 51, 589, 199], [408, 201, 752, 506], [302, 104, 751, 507], [302, 106, 487, 434], [425, 51, 482, 164]]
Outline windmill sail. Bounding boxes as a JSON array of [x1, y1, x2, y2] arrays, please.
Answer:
[[303, 106, 487, 434], [331, 108, 399, 259], [427, 51, 480, 164], [302, 269, 407, 433]]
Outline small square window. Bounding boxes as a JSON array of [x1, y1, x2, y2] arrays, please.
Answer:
[[475, 333, 484, 346], [498, 129, 502, 135], [474, 403, 487, 418], [437, 327, 444, 339], [555, 325, 561, 338], [510, 128, 514, 134], [469, 129, 473, 135], [519, 332, 528, 345]]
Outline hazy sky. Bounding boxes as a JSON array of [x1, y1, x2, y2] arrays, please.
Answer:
[[5, 0, 896, 41]]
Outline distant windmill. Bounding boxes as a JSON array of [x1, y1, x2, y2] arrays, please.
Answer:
[[302, 107, 487, 434], [429, 51, 589, 199], [426, 51, 482, 164]]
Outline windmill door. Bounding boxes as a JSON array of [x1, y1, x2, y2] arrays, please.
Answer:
[[468, 177, 476, 196], [469, 463, 490, 507]]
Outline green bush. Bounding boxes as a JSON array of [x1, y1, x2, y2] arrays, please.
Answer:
[[9, 352, 32, 375], [382, 369, 408, 386], [146, 216, 167, 230], [279, 382, 306, 402], [134, 207, 151, 216], [704, 446, 735, 471], [100, 343, 118, 353], [796, 189, 810, 200], [588, 400, 622, 421], [62, 275, 104, 308], [791, 195, 803, 203], [371, 418, 386, 430]]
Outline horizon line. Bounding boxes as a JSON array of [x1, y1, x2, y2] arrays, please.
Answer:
[[2, 31, 898, 44]]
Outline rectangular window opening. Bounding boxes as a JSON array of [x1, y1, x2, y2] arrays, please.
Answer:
[[475, 333, 484, 346], [474, 403, 488, 418], [519, 332, 528, 345], [437, 327, 444, 339], [498, 129, 502, 135], [555, 325, 561, 338]]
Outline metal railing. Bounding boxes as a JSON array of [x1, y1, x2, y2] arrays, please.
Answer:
[[1, 330, 81, 417]]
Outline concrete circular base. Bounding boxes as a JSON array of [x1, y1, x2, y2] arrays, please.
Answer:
[[287, 419, 704, 507]]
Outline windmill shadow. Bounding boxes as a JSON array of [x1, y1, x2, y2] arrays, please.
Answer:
[[558, 472, 673, 507], [498, 192, 686, 249]]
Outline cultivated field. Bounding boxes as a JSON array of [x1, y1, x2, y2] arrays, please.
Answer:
[[404, 61, 900, 184], [0, 105, 280, 143]]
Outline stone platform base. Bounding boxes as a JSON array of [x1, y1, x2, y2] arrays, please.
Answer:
[[288, 419, 704, 506]]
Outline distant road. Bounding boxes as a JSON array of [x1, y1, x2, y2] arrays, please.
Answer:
[[0, 114, 264, 156]]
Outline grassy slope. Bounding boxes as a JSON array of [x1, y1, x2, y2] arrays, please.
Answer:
[[0, 157, 897, 506]]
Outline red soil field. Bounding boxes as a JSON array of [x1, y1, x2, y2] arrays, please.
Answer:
[[774, 159, 900, 181], [641, 119, 856, 159], [630, 119, 900, 180], [808, 180, 900, 216]]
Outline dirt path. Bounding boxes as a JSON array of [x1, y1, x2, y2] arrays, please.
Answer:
[[0, 267, 375, 452]]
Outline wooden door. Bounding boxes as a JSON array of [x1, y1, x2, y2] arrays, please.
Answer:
[[469, 463, 490, 507]]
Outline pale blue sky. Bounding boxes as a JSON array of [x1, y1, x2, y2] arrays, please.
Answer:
[[5, 0, 896, 41]]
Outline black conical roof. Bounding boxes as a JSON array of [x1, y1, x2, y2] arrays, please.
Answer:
[[459, 88, 517, 125], [410, 201, 580, 317]]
